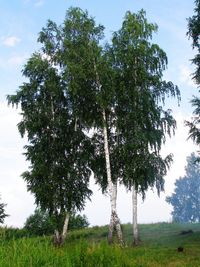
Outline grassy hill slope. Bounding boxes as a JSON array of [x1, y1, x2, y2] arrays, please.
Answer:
[[0, 222, 200, 266]]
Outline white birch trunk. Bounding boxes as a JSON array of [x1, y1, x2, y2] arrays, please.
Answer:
[[102, 109, 123, 245], [132, 183, 139, 245], [102, 109, 113, 198], [93, 58, 123, 245], [62, 212, 70, 241], [53, 212, 70, 246]]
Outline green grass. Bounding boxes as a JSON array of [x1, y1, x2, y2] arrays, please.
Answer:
[[0, 222, 200, 266]]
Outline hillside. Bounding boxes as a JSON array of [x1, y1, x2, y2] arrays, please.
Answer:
[[0, 222, 200, 266]]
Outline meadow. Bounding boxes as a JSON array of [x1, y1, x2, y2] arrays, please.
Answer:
[[0, 222, 200, 267]]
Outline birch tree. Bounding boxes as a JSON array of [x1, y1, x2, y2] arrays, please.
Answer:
[[7, 40, 92, 245], [56, 8, 124, 245], [8, 7, 123, 245], [110, 10, 180, 245]]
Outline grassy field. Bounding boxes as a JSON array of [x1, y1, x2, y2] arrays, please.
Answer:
[[0, 222, 200, 266]]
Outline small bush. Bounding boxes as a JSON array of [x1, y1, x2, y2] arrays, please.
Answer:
[[69, 214, 89, 230], [24, 209, 55, 236], [24, 209, 89, 236]]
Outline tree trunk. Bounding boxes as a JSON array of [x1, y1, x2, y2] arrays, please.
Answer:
[[53, 212, 70, 246], [93, 59, 123, 245], [62, 212, 70, 241], [132, 183, 139, 245], [102, 109, 123, 246], [53, 229, 62, 246]]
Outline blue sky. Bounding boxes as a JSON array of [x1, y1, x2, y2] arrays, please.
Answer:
[[0, 0, 198, 227]]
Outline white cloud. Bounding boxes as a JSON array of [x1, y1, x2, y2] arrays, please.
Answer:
[[0, 55, 26, 69], [179, 64, 197, 88], [23, 0, 44, 7], [7, 55, 26, 67], [34, 0, 44, 7], [2, 36, 21, 47]]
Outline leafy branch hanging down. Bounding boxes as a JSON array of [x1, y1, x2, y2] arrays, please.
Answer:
[[186, 0, 200, 151]]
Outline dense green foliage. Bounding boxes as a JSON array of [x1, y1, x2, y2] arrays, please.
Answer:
[[24, 209, 89, 236], [0, 223, 200, 266], [186, 0, 200, 147], [24, 209, 55, 236], [166, 153, 200, 222], [110, 10, 179, 195], [68, 214, 89, 230], [7, 8, 95, 235]]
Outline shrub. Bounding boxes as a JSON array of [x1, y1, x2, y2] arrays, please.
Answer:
[[24, 209, 89, 236]]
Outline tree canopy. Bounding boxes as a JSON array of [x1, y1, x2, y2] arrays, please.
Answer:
[[7, 8, 95, 240], [110, 10, 179, 196]]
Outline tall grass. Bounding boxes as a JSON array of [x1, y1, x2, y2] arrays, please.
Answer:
[[0, 223, 200, 266]]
